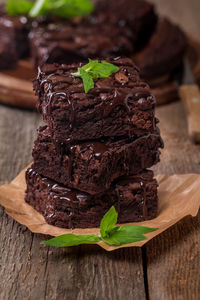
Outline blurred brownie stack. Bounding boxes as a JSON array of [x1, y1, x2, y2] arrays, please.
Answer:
[[29, 0, 157, 67], [25, 57, 163, 229], [0, 0, 187, 87]]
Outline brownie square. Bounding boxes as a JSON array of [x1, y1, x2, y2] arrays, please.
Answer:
[[0, 7, 29, 59], [0, 23, 17, 69], [32, 125, 163, 194], [25, 168, 158, 229], [34, 57, 157, 143], [138, 18, 187, 80], [29, 19, 133, 67], [93, 0, 157, 50]]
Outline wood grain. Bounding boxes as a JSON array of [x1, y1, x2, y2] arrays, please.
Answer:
[[148, 102, 200, 300], [179, 84, 200, 143]]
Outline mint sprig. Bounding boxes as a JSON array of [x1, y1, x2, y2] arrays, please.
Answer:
[[41, 234, 100, 247], [6, 0, 34, 16], [6, 0, 94, 18], [71, 59, 119, 93], [41, 206, 158, 248]]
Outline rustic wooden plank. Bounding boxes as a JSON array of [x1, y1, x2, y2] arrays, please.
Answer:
[[0, 103, 146, 300], [146, 3, 200, 296], [146, 101, 200, 300]]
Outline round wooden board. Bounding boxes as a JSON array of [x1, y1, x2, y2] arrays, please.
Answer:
[[0, 37, 200, 109]]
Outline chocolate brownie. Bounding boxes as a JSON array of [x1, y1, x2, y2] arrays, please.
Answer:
[[93, 0, 157, 50], [32, 125, 163, 194], [25, 168, 158, 228], [0, 22, 17, 69], [137, 18, 187, 80], [0, 6, 29, 59], [34, 57, 157, 143], [29, 19, 133, 67]]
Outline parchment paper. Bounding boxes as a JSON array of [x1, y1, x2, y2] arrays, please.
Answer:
[[0, 165, 200, 251]]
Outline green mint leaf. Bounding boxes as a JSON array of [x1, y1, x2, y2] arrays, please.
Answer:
[[80, 69, 94, 93], [7, 0, 93, 18], [41, 233, 100, 247], [100, 206, 118, 238], [91, 61, 120, 79], [101, 225, 157, 246], [71, 59, 119, 93], [30, 0, 93, 18], [50, 0, 94, 18], [101, 226, 147, 246], [119, 225, 158, 235], [6, 0, 34, 16]]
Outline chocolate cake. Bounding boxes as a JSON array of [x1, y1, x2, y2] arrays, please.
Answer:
[[0, 6, 29, 59], [138, 18, 187, 80], [32, 125, 163, 194], [93, 0, 157, 50], [34, 57, 157, 143], [25, 168, 158, 228], [29, 20, 133, 67]]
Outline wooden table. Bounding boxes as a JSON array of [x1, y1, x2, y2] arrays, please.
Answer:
[[0, 1, 200, 299]]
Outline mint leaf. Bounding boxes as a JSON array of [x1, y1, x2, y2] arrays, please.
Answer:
[[102, 228, 147, 246], [6, 0, 93, 18], [71, 59, 119, 93], [100, 206, 118, 238], [91, 61, 120, 79], [6, 0, 34, 16], [41, 233, 100, 247], [101, 225, 157, 245], [119, 225, 158, 235], [50, 0, 94, 18], [101, 226, 145, 246], [79, 68, 94, 93]]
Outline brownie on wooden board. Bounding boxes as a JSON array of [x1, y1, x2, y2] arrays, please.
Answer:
[[32, 125, 163, 195], [34, 57, 157, 143], [29, 19, 134, 67], [25, 168, 158, 229], [138, 18, 187, 80]]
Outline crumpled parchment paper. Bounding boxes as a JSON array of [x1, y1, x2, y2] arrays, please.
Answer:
[[0, 165, 199, 251]]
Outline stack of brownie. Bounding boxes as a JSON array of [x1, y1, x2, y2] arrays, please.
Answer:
[[25, 57, 163, 229]]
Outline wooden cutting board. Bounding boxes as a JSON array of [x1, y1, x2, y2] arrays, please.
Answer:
[[0, 38, 200, 109]]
